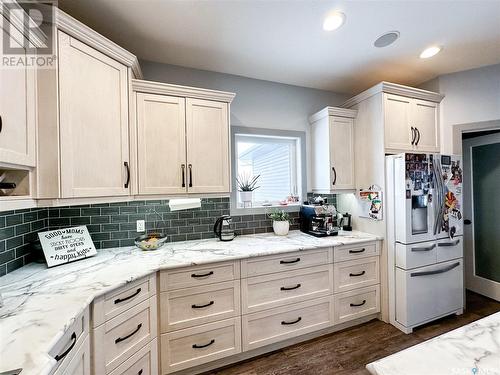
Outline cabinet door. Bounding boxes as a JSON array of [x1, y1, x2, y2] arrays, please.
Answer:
[[330, 116, 355, 190], [186, 98, 230, 193], [0, 21, 36, 167], [384, 94, 413, 152], [53, 336, 91, 375], [412, 99, 439, 152], [137, 93, 187, 194], [58, 31, 129, 198]]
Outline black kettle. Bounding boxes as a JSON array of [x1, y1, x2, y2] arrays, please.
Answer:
[[213, 215, 235, 241]]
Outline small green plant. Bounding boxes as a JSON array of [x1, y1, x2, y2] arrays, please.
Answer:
[[237, 173, 260, 192], [268, 209, 290, 222]]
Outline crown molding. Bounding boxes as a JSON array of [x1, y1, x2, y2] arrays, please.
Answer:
[[309, 106, 358, 124], [132, 79, 236, 103], [342, 81, 444, 108], [55, 8, 143, 78]]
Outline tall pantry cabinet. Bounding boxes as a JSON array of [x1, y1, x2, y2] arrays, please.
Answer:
[[132, 80, 234, 196]]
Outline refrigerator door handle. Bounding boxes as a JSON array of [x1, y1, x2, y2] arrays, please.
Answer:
[[438, 239, 460, 247], [410, 262, 460, 277], [411, 244, 436, 252]]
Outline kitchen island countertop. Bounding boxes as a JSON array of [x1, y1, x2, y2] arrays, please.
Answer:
[[0, 230, 380, 375]]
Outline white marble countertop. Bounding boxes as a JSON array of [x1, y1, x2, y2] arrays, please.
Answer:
[[0, 230, 380, 375], [367, 311, 500, 375]]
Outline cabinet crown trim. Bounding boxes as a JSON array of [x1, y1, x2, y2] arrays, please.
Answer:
[[55, 9, 143, 79], [309, 106, 358, 124], [132, 79, 236, 103], [342, 81, 444, 108]]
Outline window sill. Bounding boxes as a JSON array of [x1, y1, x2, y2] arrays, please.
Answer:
[[230, 203, 300, 216]]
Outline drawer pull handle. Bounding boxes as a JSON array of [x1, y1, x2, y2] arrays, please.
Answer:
[[410, 262, 460, 277], [281, 317, 302, 325], [350, 300, 366, 307], [115, 323, 142, 344], [280, 257, 301, 264], [349, 248, 365, 254], [114, 288, 141, 304], [349, 270, 366, 277], [411, 244, 436, 252], [191, 271, 214, 278], [192, 339, 215, 349], [54, 332, 76, 361], [438, 239, 460, 247], [281, 283, 301, 291], [138, 370, 143, 375], [192, 301, 215, 309]]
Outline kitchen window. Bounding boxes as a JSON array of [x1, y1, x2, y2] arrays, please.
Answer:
[[231, 127, 305, 213]]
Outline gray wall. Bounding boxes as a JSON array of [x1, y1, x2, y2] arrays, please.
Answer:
[[140, 61, 350, 190], [419, 63, 500, 154]]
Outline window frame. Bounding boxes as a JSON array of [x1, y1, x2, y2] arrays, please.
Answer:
[[231, 126, 306, 216]]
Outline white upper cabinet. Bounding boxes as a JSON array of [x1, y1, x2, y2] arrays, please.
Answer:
[[412, 99, 439, 152], [58, 31, 130, 198], [0, 20, 36, 167], [136, 93, 187, 195], [186, 98, 230, 194], [310, 107, 357, 193], [384, 94, 413, 152], [132, 80, 234, 196], [383, 93, 440, 153]]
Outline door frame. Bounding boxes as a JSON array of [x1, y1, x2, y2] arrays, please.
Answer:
[[462, 132, 500, 301]]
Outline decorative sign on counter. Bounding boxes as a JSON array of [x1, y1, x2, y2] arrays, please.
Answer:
[[38, 226, 97, 267]]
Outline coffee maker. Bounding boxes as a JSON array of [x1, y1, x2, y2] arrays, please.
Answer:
[[299, 204, 343, 237]]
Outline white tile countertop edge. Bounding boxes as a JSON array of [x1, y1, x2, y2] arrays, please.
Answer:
[[0, 230, 381, 375], [366, 311, 500, 375]]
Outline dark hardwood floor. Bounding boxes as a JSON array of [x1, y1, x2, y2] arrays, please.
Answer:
[[206, 291, 500, 375]]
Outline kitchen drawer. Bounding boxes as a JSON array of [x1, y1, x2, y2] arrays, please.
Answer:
[[241, 265, 333, 314], [160, 261, 240, 291], [242, 296, 333, 351], [109, 338, 158, 375], [333, 285, 380, 324], [333, 256, 379, 293], [160, 280, 240, 332], [396, 259, 463, 328], [395, 240, 437, 270], [161, 317, 241, 374], [437, 237, 463, 263], [240, 248, 332, 277], [94, 297, 158, 374], [49, 306, 89, 374], [334, 242, 378, 263], [94, 274, 157, 327]]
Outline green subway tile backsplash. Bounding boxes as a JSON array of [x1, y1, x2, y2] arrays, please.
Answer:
[[0, 196, 314, 276]]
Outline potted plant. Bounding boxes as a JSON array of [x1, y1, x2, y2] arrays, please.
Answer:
[[237, 173, 260, 207], [268, 209, 290, 236]]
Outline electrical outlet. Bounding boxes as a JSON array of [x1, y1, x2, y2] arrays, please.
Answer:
[[136, 220, 145, 232]]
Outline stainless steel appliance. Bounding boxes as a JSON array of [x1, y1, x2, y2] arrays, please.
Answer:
[[386, 152, 464, 333], [299, 204, 342, 237], [213, 215, 235, 241]]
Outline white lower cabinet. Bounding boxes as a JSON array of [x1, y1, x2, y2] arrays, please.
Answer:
[[53, 336, 91, 375], [109, 338, 158, 375], [242, 296, 333, 351], [161, 317, 241, 373], [333, 285, 380, 324], [395, 258, 463, 327]]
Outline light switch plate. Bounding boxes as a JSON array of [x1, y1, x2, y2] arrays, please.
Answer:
[[136, 220, 145, 232]]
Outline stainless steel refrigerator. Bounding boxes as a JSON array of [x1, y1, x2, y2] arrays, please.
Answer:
[[386, 152, 464, 333]]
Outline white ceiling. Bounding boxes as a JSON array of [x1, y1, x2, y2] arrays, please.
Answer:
[[59, 0, 500, 94]]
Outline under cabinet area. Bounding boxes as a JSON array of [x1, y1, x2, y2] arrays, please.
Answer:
[[132, 80, 234, 196], [309, 107, 357, 193]]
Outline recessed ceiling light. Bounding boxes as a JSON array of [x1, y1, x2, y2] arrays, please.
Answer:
[[323, 12, 345, 31], [420, 46, 442, 59], [374, 31, 400, 48]]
